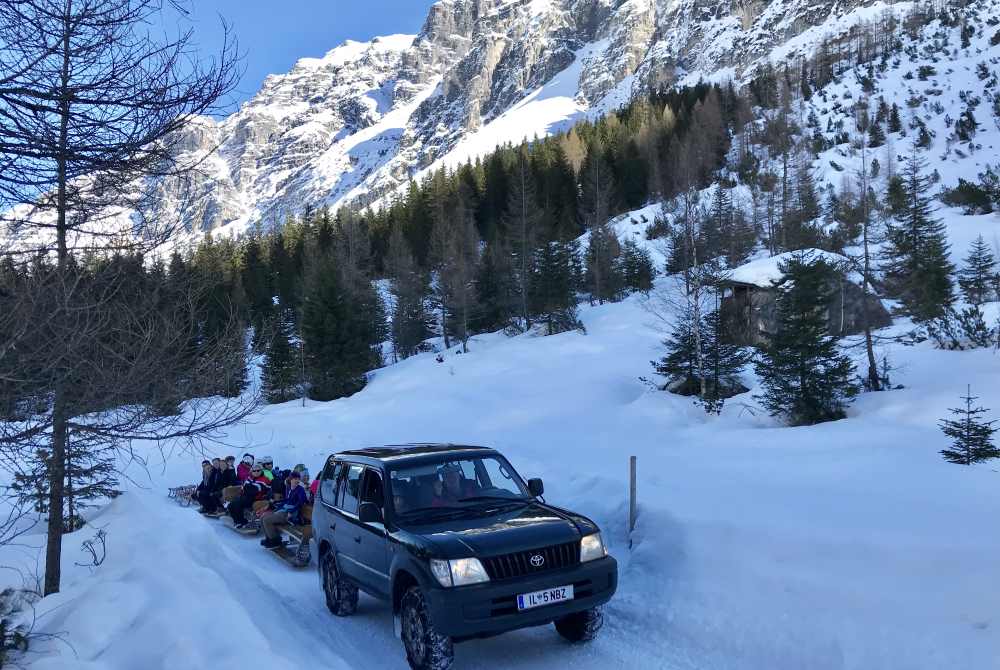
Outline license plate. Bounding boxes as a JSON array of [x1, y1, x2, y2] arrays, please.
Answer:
[[516, 585, 574, 611]]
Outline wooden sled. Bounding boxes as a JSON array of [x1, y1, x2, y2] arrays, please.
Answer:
[[169, 486, 197, 507], [266, 504, 313, 568]]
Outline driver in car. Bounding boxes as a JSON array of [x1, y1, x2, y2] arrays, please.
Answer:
[[431, 462, 477, 507]]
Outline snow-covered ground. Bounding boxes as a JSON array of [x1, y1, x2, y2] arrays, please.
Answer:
[[8, 254, 1000, 669]]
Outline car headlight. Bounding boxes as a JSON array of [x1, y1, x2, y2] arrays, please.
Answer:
[[580, 533, 607, 563], [429, 558, 490, 588]]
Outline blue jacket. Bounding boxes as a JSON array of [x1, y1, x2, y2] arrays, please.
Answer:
[[279, 483, 308, 524]]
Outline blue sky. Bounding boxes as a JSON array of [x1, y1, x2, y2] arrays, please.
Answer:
[[164, 1, 436, 112]]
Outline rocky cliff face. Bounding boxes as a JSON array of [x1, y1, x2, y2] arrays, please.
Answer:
[[160, 0, 884, 238]]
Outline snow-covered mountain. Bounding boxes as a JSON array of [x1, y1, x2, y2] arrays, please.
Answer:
[[164, 0, 906, 238]]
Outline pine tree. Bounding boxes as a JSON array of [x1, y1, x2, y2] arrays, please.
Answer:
[[617, 238, 655, 294], [580, 141, 617, 304], [867, 120, 886, 148], [11, 438, 120, 533], [888, 103, 902, 133], [653, 301, 702, 395], [701, 308, 751, 413], [957, 235, 997, 306], [755, 255, 859, 425], [301, 254, 385, 401], [503, 151, 543, 330], [531, 239, 583, 336], [261, 309, 300, 404], [939, 386, 999, 465], [882, 148, 954, 321], [386, 228, 433, 361]]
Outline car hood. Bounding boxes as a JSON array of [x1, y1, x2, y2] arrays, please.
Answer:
[[397, 502, 595, 558]]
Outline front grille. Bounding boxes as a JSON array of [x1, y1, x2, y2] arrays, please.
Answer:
[[482, 541, 580, 580]]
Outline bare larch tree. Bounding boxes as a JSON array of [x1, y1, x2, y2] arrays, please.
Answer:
[[0, 0, 254, 596]]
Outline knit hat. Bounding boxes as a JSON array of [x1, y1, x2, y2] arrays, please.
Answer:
[[241, 454, 254, 464], [293, 463, 306, 472]]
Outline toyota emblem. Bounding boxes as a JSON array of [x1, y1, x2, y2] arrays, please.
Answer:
[[530, 554, 545, 568]]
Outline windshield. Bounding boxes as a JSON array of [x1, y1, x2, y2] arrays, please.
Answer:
[[388, 455, 530, 518]]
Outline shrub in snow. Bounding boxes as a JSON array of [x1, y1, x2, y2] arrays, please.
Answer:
[[925, 306, 997, 350], [939, 387, 1000, 465]]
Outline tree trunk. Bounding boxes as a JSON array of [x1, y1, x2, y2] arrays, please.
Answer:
[[44, 398, 68, 595], [45, 4, 74, 594], [859, 142, 881, 391]]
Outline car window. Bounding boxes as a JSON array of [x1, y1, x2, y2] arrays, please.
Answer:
[[320, 459, 341, 504], [389, 456, 528, 516], [339, 464, 364, 515], [361, 469, 384, 507]]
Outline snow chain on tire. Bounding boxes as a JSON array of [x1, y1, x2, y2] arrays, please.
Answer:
[[322, 551, 358, 616], [554, 606, 604, 643], [400, 586, 453, 670]]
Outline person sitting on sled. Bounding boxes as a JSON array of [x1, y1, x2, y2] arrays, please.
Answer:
[[237, 453, 254, 482], [196, 460, 222, 513], [260, 470, 309, 549], [228, 464, 271, 528]]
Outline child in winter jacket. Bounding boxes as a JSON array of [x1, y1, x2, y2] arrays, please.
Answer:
[[260, 471, 308, 548], [236, 453, 254, 482]]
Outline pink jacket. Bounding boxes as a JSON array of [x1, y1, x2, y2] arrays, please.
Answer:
[[237, 462, 252, 482]]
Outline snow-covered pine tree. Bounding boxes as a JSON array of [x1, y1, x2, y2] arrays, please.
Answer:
[[957, 235, 997, 306], [939, 386, 999, 465], [881, 148, 955, 321], [261, 309, 300, 404], [755, 255, 859, 425]]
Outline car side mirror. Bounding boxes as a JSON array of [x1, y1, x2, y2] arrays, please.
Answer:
[[359, 502, 383, 524], [527, 478, 544, 497]]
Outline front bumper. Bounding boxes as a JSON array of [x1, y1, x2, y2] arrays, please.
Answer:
[[423, 555, 618, 641]]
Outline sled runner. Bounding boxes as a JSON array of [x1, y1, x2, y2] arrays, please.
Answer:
[[218, 515, 262, 535], [266, 538, 311, 568]]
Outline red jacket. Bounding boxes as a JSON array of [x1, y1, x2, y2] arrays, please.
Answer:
[[309, 478, 319, 501], [237, 462, 252, 482]]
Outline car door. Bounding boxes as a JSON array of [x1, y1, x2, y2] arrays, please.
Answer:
[[355, 468, 390, 597], [332, 462, 366, 583], [315, 457, 342, 556]]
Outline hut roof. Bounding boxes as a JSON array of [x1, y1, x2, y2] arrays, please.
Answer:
[[726, 249, 858, 288]]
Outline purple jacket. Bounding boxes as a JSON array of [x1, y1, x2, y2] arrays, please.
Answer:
[[279, 483, 308, 524]]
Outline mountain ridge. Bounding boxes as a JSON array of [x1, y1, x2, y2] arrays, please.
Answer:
[[151, 0, 904, 240]]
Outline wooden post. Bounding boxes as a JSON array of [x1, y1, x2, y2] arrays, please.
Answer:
[[628, 456, 637, 546]]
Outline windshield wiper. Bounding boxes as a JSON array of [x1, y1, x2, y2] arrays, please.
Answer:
[[396, 506, 467, 520], [457, 495, 529, 503]]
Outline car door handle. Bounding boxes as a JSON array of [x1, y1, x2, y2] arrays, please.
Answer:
[[329, 523, 336, 530], [353, 535, 362, 543]]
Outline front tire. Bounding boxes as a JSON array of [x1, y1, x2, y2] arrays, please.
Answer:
[[321, 550, 358, 616], [554, 606, 604, 643], [400, 585, 453, 670]]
